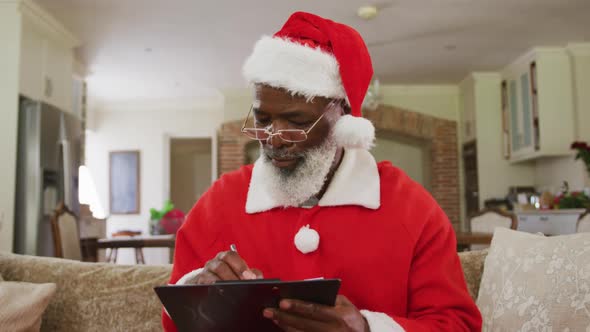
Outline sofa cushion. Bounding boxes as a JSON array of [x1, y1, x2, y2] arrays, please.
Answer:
[[0, 252, 171, 332], [458, 249, 488, 300], [477, 228, 590, 331], [0, 280, 56, 332]]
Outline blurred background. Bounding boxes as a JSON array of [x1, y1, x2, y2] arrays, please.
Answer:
[[1, 0, 589, 264]]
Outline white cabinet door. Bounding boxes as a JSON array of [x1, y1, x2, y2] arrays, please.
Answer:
[[42, 39, 73, 112], [518, 72, 534, 152], [508, 79, 521, 156], [508, 73, 535, 160], [503, 49, 575, 162], [19, 21, 44, 100], [19, 18, 74, 113]]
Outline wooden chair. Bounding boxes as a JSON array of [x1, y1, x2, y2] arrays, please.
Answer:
[[51, 202, 83, 261], [577, 210, 590, 233], [469, 208, 517, 250]]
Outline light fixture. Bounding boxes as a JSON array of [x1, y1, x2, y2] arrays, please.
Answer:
[[78, 165, 107, 219], [362, 77, 381, 111], [357, 5, 379, 20]]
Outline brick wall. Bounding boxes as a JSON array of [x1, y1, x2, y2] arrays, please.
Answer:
[[218, 121, 253, 175], [218, 105, 460, 229]]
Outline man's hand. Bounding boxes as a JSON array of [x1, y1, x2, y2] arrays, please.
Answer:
[[185, 251, 263, 284], [263, 295, 370, 332]]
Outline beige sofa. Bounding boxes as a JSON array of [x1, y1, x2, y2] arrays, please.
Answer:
[[0, 250, 488, 332]]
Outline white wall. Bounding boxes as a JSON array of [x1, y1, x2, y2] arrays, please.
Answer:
[[570, 47, 590, 188], [380, 85, 460, 121], [222, 87, 253, 122], [534, 48, 576, 155], [0, 3, 22, 252], [459, 79, 476, 143], [570, 49, 590, 142], [85, 99, 223, 264], [535, 157, 588, 192], [530, 45, 590, 192], [372, 137, 431, 191]]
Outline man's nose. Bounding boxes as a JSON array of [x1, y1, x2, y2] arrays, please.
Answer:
[[266, 121, 293, 149]]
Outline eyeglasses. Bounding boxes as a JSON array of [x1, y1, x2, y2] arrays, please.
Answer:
[[241, 101, 338, 143]]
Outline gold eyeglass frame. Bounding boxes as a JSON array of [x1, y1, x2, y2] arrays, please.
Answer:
[[240, 100, 339, 143]]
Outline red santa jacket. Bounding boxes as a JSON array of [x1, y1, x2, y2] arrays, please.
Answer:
[[163, 149, 482, 331]]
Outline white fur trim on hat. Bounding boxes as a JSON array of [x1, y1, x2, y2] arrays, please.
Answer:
[[333, 114, 375, 150], [243, 36, 346, 100]]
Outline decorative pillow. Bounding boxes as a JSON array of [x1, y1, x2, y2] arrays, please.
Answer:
[[0, 281, 56, 332], [477, 228, 590, 331]]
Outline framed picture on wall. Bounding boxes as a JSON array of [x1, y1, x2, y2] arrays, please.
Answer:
[[109, 150, 140, 214]]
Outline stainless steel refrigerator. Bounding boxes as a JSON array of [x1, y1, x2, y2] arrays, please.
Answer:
[[14, 96, 82, 256]]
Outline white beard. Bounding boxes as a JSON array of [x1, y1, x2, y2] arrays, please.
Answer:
[[255, 137, 338, 208]]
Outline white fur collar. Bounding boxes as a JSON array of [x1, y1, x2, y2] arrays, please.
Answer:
[[245, 149, 380, 214]]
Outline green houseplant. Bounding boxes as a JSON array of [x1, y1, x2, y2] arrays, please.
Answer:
[[149, 200, 174, 235]]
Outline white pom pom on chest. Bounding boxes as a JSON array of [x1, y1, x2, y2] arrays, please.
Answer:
[[294, 225, 320, 254]]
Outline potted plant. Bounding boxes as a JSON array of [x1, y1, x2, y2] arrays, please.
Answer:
[[553, 181, 590, 210], [149, 200, 185, 235], [572, 141, 590, 176], [571, 141, 590, 197]]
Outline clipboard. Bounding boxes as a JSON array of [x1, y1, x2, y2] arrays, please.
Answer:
[[155, 278, 341, 332]]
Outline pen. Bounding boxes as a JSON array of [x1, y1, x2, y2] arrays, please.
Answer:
[[230, 244, 256, 280], [231, 243, 252, 280]]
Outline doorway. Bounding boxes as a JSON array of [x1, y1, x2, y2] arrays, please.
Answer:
[[463, 141, 479, 219], [169, 138, 212, 214], [371, 130, 432, 192]]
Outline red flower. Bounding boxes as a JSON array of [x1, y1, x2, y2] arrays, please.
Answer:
[[160, 209, 186, 234], [571, 141, 589, 149]]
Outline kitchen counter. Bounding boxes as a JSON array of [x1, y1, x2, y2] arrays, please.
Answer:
[[516, 209, 586, 215], [515, 209, 586, 235]]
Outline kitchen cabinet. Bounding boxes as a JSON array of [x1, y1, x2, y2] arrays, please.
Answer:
[[17, 0, 79, 113], [501, 48, 575, 162]]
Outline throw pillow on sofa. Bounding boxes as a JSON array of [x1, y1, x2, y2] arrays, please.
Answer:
[[477, 228, 590, 331], [0, 279, 56, 332]]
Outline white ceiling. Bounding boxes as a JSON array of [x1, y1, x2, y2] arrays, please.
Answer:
[[35, 0, 590, 103]]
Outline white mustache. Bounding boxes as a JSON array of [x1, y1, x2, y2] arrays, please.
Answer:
[[263, 147, 305, 160]]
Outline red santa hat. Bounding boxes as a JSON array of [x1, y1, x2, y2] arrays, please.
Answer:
[[242, 12, 375, 150]]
